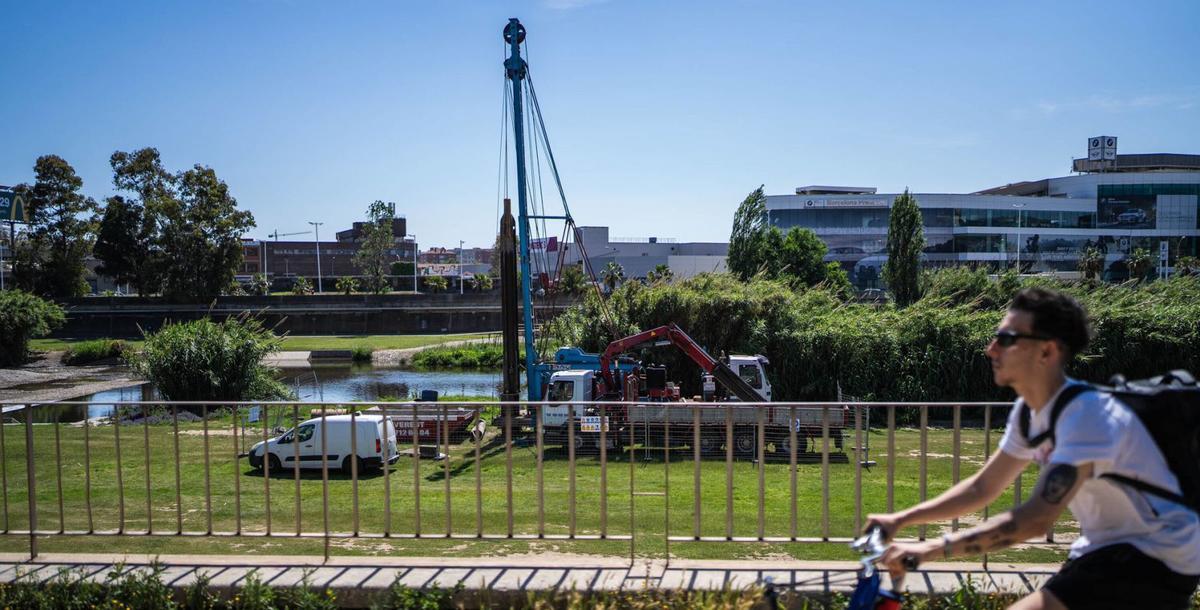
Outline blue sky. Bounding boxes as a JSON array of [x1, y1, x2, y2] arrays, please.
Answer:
[[2, 0, 1198, 249]]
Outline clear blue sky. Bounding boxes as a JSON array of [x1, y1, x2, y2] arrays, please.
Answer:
[[2, 0, 1198, 249]]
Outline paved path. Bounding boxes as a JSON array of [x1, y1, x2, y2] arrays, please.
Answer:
[[0, 553, 1056, 608]]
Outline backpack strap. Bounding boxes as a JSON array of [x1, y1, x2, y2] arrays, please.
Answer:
[[1099, 473, 1188, 508], [1019, 383, 1092, 448]]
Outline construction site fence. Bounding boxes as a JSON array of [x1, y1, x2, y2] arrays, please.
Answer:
[[0, 400, 1054, 562]]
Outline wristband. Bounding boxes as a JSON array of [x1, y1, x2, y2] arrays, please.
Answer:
[[942, 533, 952, 559]]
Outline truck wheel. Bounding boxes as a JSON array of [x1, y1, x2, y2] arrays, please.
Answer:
[[775, 432, 807, 456], [733, 430, 756, 457], [572, 432, 590, 453], [698, 434, 721, 456]]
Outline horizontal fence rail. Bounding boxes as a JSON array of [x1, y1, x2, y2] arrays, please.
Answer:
[[0, 399, 1070, 562]]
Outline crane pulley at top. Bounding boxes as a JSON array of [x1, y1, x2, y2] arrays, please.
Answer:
[[499, 18, 616, 401]]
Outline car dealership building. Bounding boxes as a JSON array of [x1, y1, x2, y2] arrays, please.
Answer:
[[764, 141, 1200, 287]]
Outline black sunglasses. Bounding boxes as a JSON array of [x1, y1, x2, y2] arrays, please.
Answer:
[[992, 331, 1054, 347]]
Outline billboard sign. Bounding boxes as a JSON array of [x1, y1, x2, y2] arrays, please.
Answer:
[[803, 198, 887, 208], [0, 190, 28, 222]]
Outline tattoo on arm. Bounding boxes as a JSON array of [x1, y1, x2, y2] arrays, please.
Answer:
[[955, 519, 1022, 555], [1039, 464, 1079, 505]]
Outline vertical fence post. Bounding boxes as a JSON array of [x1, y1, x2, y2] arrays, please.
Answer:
[[293, 404, 302, 536], [85, 410, 94, 534], [202, 405, 210, 535], [821, 406, 830, 540], [600, 404, 608, 538], [567, 402, 576, 538], [262, 404, 272, 536], [886, 406, 895, 513], [474, 405, 482, 538], [918, 406, 928, 541], [413, 403, 422, 536], [853, 406, 863, 535], [756, 407, 765, 541], [350, 408, 359, 537], [983, 405, 992, 570], [442, 404, 451, 538], [54, 413, 64, 533], [505, 401, 513, 538], [172, 405, 181, 535], [951, 405, 961, 532], [536, 403, 544, 538], [789, 405, 797, 540], [23, 404, 37, 559], [232, 405, 241, 536], [724, 406, 733, 540], [383, 403, 392, 538], [693, 405, 701, 540], [1, 410, 7, 533]]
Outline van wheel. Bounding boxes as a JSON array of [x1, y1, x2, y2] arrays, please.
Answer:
[[342, 456, 365, 476], [267, 454, 282, 473], [249, 453, 263, 470]]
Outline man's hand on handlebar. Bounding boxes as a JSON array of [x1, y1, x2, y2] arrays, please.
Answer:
[[880, 541, 937, 579], [864, 513, 904, 542]]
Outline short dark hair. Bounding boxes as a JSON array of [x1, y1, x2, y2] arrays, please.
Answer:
[[1010, 287, 1090, 358]]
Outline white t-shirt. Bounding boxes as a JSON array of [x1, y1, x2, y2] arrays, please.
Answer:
[[998, 380, 1200, 575]]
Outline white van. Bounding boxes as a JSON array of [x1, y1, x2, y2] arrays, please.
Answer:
[[249, 414, 399, 474]]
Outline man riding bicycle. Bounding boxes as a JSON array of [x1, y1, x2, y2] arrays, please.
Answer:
[[868, 288, 1200, 609]]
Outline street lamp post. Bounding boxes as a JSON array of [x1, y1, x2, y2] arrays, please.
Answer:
[[308, 222, 324, 293], [406, 234, 418, 293], [458, 240, 465, 295]]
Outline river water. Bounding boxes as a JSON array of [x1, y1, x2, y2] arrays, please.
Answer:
[[37, 365, 509, 423]]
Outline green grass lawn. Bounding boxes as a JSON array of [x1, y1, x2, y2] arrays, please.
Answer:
[[29, 333, 492, 353], [0, 412, 1070, 563]]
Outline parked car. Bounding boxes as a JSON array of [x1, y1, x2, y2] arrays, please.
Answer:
[[1117, 208, 1147, 224], [249, 414, 399, 474]]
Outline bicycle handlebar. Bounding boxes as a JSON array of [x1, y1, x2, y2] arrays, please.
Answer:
[[852, 526, 920, 575]]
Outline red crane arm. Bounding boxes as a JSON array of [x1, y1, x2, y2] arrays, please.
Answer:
[[598, 323, 719, 393]]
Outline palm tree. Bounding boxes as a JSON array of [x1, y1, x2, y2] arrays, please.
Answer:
[[646, 263, 673, 285], [1077, 247, 1104, 281], [1127, 248, 1154, 281], [469, 273, 494, 292], [557, 264, 587, 296], [601, 261, 624, 293]]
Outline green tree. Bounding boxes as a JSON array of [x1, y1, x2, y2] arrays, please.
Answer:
[[557, 264, 587, 295], [249, 273, 271, 296], [882, 189, 925, 306], [1077, 246, 1104, 281], [0, 290, 66, 367], [424, 275, 448, 293], [728, 186, 767, 280], [469, 273, 494, 292], [107, 148, 254, 302], [1177, 255, 1200, 277], [778, 227, 829, 287], [12, 155, 99, 298], [646, 263, 673, 285], [336, 276, 359, 295], [601, 261, 625, 292], [1127, 247, 1154, 281], [94, 195, 155, 294], [291, 276, 313, 295], [354, 200, 396, 294]]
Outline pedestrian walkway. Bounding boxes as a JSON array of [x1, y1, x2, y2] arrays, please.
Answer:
[[0, 553, 1057, 608]]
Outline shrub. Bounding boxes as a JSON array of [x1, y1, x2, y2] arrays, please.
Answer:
[[337, 276, 359, 295], [129, 315, 291, 401], [351, 345, 374, 363], [291, 276, 313, 295], [0, 289, 66, 367], [411, 343, 515, 368], [63, 339, 129, 365], [546, 272, 1200, 402]]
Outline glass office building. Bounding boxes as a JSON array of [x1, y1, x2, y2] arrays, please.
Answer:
[[764, 153, 1200, 287]]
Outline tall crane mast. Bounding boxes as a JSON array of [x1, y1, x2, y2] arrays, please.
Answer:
[[504, 18, 540, 401]]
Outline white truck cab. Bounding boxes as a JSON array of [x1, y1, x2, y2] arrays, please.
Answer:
[[543, 369, 596, 427], [728, 355, 772, 401]]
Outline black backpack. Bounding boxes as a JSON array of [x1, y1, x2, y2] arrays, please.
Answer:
[[1018, 370, 1200, 514]]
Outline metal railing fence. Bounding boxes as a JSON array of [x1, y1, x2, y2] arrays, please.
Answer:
[[0, 399, 1065, 563]]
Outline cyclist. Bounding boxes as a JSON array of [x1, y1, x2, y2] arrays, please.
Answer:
[[867, 287, 1200, 609]]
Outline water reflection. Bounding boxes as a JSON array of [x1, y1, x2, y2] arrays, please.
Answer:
[[46, 365, 512, 423]]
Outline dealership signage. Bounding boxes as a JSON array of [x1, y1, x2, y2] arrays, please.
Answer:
[[803, 198, 888, 208]]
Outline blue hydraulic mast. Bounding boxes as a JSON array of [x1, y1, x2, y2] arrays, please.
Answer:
[[504, 18, 541, 401]]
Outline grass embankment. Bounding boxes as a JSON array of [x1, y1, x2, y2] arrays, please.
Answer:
[[410, 343, 525, 369], [29, 333, 492, 354], [0, 409, 1068, 564]]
